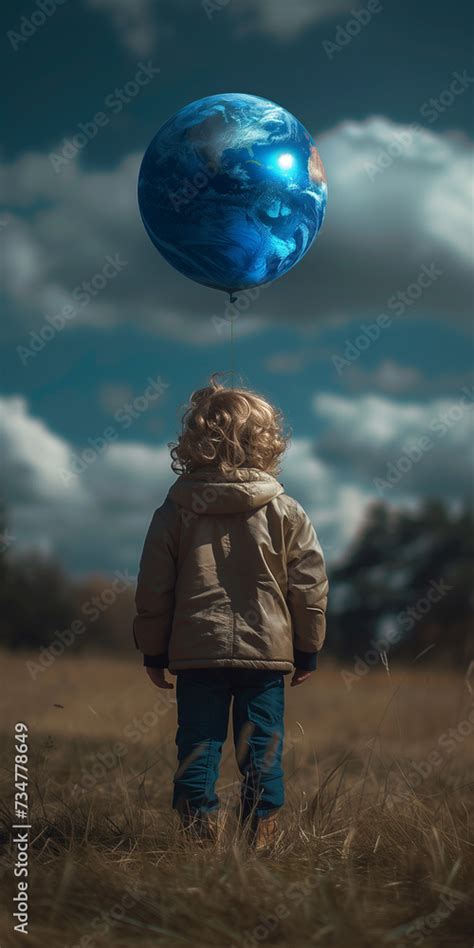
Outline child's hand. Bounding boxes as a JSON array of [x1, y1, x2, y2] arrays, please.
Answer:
[[290, 669, 313, 687], [146, 667, 174, 689]]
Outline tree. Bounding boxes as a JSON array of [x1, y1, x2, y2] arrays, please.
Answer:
[[328, 500, 473, 666]]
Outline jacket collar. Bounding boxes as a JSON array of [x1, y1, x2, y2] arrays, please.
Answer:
[[168, 467, 283, 514]]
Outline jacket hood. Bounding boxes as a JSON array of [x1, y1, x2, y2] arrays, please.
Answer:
[[168, 467, 284, 515]]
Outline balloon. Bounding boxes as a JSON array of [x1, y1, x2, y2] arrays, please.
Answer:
[[138, 93, 327, 294]]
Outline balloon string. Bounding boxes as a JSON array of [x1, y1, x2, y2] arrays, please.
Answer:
[[229, 291, 237, 389]]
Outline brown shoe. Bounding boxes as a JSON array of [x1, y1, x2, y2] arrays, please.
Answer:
[[252, 813, 280, 852]]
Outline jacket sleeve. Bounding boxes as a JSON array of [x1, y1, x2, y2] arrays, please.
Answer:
[[285, 503, 328, 668], [133, 500, 178, 662]]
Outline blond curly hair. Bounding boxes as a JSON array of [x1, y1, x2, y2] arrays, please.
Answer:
[[170, 376, 289, 475]]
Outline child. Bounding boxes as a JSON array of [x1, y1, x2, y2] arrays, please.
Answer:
[[133, 378, 328, 847]]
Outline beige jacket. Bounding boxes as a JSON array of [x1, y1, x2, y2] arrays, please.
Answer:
[[133, 468, 328, 673]]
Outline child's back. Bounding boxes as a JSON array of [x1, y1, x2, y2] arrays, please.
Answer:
[[134, 379, 328, 847], [135, 466, 327, 674]]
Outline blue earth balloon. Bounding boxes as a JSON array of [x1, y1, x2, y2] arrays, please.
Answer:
[[138, 93, 327, 294]]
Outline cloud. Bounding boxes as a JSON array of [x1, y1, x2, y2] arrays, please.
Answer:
[[85, 0, 158, 56], [341, 360, 474, 396], [228, 0, 353, 39], [264, 351, 311, 374], [98, 382, 134, 413], [1, 397, 78, 505], [313, 390, 474, 499], [308, 117, 473, 326], [265, 351, 427, 394], [0, 396, 174, 574], [264, 346, 333, 374], [342, 359, 423, 395], [281, 438, 371, 559], [265, 348, 474, 399], [84, 0, 353, 51], [0, 148, 265, 348], [0, 396, 372, 573], [1, 118, 472, 351], [3, 390, 471, 575]]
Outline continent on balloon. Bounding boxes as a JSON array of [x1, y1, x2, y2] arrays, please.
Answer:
[[138, 93, 328, 294]]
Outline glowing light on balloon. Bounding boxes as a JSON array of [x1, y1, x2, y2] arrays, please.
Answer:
[[277, 152, 295, 171]]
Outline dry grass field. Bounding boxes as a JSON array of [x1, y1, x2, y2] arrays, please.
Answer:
[[0, 650, 473, 947]]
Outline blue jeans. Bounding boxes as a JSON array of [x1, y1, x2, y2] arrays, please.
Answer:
[[173, 668, 285, 818]]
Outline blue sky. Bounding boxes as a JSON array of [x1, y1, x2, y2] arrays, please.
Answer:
[[1, 0, 473, 575]]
